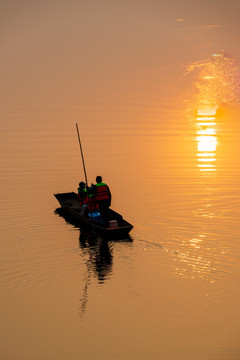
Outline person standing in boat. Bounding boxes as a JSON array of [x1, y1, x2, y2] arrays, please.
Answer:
[[91, 176, 111, 225]]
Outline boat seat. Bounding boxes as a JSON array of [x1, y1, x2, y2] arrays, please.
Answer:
[[72, 205, 81, 211]]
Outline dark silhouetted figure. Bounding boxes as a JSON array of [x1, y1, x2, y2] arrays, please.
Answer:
[[92, 176, 111, 226], [78, 181, 89, 215]]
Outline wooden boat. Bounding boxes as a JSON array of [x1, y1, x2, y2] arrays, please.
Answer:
[[54, 192, 133, 237]]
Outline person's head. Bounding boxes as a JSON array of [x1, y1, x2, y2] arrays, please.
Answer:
[[79, 181, 85, 189], [96, 176, 102, 184]]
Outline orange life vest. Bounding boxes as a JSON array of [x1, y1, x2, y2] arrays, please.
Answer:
[[78, 189, 99, 211], [78, 189, 88, 206], [95, 183, 110, 202], [87, 195, 98, 211]]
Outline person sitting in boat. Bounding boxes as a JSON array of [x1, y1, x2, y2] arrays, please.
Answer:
[[78, 181, 98, 215], [91, 176, 111, 225], [78, 182, 89, 215]]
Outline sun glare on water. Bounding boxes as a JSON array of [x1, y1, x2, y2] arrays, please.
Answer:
[[187, 51, 240, 173], [196, 108, 218, 172], [187, 51, 240, 108]]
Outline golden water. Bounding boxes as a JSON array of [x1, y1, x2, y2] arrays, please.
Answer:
[[1, 4, 240, 358], [0, 100, 240, 359]]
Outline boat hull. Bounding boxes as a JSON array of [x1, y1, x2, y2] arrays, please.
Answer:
[[54, 192, 133, 237]]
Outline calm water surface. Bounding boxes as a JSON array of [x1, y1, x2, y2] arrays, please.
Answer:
[[0, 102, 240, 359]]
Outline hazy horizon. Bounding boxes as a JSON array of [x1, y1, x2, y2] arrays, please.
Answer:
[[2, 1, 240, 112]]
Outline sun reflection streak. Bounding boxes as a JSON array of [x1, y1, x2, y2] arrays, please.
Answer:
[[197, 136, 217, 152], [189, 51, 240, 173], [197, 129, 216, 135], [173, 51, 239, 281], [196, 108, 218, 172]]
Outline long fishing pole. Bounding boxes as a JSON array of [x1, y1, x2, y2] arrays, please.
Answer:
[[76, 124, 88, 186]]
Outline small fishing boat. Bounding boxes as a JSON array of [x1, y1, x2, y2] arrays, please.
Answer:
[[54, 192, 133, 237]]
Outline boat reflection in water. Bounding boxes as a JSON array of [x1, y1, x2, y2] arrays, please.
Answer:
[[79, 230, 114, 284], [78, 231, 114, 316], [196, 107, 218, 173], [55, 207, 133, 316]]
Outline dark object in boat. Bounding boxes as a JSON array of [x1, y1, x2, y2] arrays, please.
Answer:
[[54, 192, 133, 237]]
